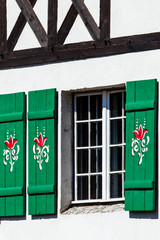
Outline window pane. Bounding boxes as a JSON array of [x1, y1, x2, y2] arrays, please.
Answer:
[[110, 174, 122, 198], [110, 92, 122, 117], [90, 95, 102, 119], [91, 148, 102, 173], [110, 147, 122, 171], [77, 149, 88, 173], [77, 96, 88, 120], [78, 176, 88, 200], [91, 175, 102, 199], [110, 119, 122, 144], [77, 123, 88, 147], [123, 92, 126, 116], [91, 122, 102, 146], [123, 146, 125, 170], [124, 118, 126, 143]]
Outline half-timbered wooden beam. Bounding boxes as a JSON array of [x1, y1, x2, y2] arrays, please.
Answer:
[[7, 0, 37, 52], [48, 0, 58, 48], [1, 32, 160, 69], [71, 0, 100, 41], [58, 4, 78, 45], [15, 0, 48, 47], [0, 0, 7, 55], [100, 0, 110, 39]]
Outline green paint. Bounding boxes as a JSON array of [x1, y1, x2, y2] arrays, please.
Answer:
[[27, 184, 54, 195], [28, 89, 57, 215], [0, 92, 26, 216], [125, 79, 157, 211], [0, 187, 23, 197]]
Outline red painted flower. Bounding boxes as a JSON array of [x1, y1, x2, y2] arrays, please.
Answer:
[[133, 124, 148, 140], [5, 135, 17, 149], [34, 133, 47, 147]]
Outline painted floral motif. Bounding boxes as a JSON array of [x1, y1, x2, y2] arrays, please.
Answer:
[[33, 131, 49, 170], [5, 135, 18, 149], [133, 124, 148, 140], [3, 135, 20, 172], [131, 119, 149, 165], [34, 133, 47, 147]]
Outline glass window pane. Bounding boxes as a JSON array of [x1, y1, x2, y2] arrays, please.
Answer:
[[77, 176, 88, 200], [123, 92, 126, 116], [110, 119, 122, 144], [90, 95, 102, 119], [77, 149, 88, 173], [110, 174, 122, 198], [124, 118, 126, 143], [110, 92, 122, 117], [91, 175, 102, 199], [123, 146, 125, 170], [77, 123, 88, 147], [91, 122, 102, 146], [77, 96, 88, 120], [91, 148, 102, 173], [110, 147, 122, 171]]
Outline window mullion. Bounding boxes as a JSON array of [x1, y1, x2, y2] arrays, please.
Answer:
[[88, 96, 91, 200], [102, 91, 107, 200], [122, 92, 125, 198], [74, 96, 78, 201], [106, 92, 110, 200]]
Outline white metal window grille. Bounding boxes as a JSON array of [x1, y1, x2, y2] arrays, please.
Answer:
[[73, 90, 126, 203]]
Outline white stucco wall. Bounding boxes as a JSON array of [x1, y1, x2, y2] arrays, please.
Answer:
[[0, 49, 159, 240], [1, 1, 160, 240]]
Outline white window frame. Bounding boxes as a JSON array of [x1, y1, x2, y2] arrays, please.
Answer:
[[73, 90, 126, 204]]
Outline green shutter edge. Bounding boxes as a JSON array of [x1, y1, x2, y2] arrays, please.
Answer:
[[124, 180, 154, 190], [0, 112, 24, 123], [28, 109, 55, 120], [125, 100, 155, 112], [27, 184, 55, 195], [0, 187, 23, 197]]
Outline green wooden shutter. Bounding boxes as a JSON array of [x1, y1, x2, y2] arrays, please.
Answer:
[[27, 89, 57, 215], [124, 79, 157, 211], [0, 92, 26, 216]]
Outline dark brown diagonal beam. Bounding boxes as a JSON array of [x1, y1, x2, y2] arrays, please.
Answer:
[[48, 0, 58, 47], [8, 0, 37, 52], [71, 0, 100, 41], [15, 0, 48, 47], [58, 4, 78, 45], [100, 0, 110, 39], [0, 0, 7, 54]]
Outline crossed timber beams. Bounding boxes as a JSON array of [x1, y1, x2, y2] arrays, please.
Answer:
[[0, 0, 160, 69]]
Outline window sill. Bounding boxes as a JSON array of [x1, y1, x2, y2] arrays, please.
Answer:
[[62, 202, 124, 215], [72, 197, 124, 204]]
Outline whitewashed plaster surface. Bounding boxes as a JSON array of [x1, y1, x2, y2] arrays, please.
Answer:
[[7, 0, 160, 48], [0, 49, 159, 240], [1, 1, 160, 239]]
